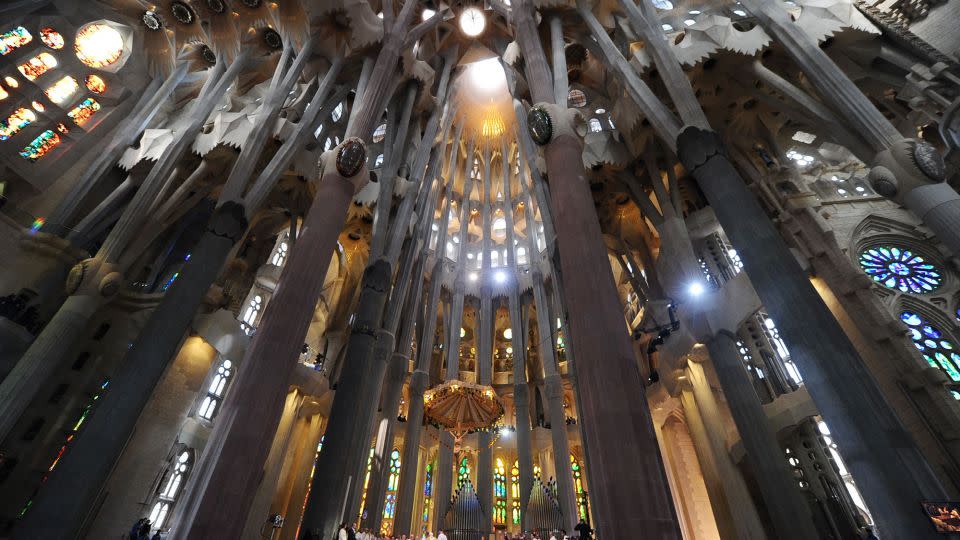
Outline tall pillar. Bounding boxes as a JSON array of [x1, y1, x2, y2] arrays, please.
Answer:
[[677, 388, 736, 539], [533, 275, 577, 530], [14, 202, 248, 538], [678, 127, 944, 539], [300, 258, 393, 537], [512, 0, 681, 535], [686, 358, 766, 539], [434, 280, 465, 530], [168, 161, 361, 539], [395, 183, 453, 534], [275, 412, 325, 540], [704, 331, 815, 539], [241, 391, 301, 538], [509, 289, 534, 531], [476, 143, 495, 535]]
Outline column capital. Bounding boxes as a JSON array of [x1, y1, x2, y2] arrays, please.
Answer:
[[869, 138, 947, 205], [209, 201, 248, 242], [676, 126, 725, 174], [528, 103, 586, 146], [65, 258, 123, 299]]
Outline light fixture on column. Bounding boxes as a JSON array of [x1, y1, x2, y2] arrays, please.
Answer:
[[494, 270, 507, 283], [459, 7, 485, 36]]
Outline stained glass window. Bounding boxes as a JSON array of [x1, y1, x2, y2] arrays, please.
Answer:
[[859, 246, 942, 294], [901, 311, 960, 382], [494, 458, 507, 524], [511, 460, 520, 524], [40, 28, 64, 49], [458, 456, 471, 486], [568, 89, 587, 108], [0, 27, 32, 56], [85, 74, 106, 94], [0, 107, 37, 140], [67, 97, 101, 126], [18, 52, 58, 81], [422, 462, 433, 524], [381, 448, 402, 534], [0, 85, 7, 100], [571, 455, 589, 521], [20, 130, 62, 162], [44, 75, 79, 104], [75, 24, 124, 69], [357, 447, 375, 523]]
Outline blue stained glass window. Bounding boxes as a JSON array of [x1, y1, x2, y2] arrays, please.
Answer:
[[903, 311, 960, 382], [859, 247, 942, 294]]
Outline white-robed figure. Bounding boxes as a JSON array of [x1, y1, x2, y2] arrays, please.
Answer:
[[338, 523, 349, 540], [437, 530, 447, 540]]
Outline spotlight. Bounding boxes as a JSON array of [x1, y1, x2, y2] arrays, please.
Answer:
[[422, 8, 436, 21], [468, 272, 478, 282], [688, 281, 705, 297], [494, 270, 507, 283], [500, 427, 511, 436]]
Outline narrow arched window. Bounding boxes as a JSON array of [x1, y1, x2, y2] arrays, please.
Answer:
[[148, 449, 192, 531], [588, 118, 602, 133]]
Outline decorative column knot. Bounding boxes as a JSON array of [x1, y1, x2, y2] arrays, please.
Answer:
[[65, 258, 123, 298], [362, 259, 393, 294], [676, 126, 725, 173], [869, 138, 947, 204], [208, 201, 248, 242], [352, 323, 379, 337], [528, 103, 585, 146], [318, 138, 369, 192]]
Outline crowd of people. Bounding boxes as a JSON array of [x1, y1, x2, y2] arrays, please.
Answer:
[[334, 519, 594, 540]]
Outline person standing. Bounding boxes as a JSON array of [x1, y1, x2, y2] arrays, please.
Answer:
[[574, 519, 591, 540], [437, 529, 447, 540]]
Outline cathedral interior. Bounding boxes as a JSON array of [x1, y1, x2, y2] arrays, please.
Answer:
[[0, 0, 959, 538]]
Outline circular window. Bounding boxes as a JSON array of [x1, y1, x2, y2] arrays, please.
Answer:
[[75, 24, 125, 69], [859, 246, 942, 294]]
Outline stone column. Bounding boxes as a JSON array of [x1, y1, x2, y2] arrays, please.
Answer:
[[704, 331, 815, 540], [677, 388, 734, 539], [678, 126, 944, 539], [301, 258, 393, 536], [241, 390, 301, 538], [169, 160, 362, 539], [514, 0, 681, 534], [508, 289, 534, 531], [434, 280, 465, 530], [278, 413, 324, 540], [395, 182, 453, 534], [686, 358, 766, 539], [13, 202, 249, 539], [532, 274, 577, 530], [532, 112, 682, 538], [476, 145, 494, 535]]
